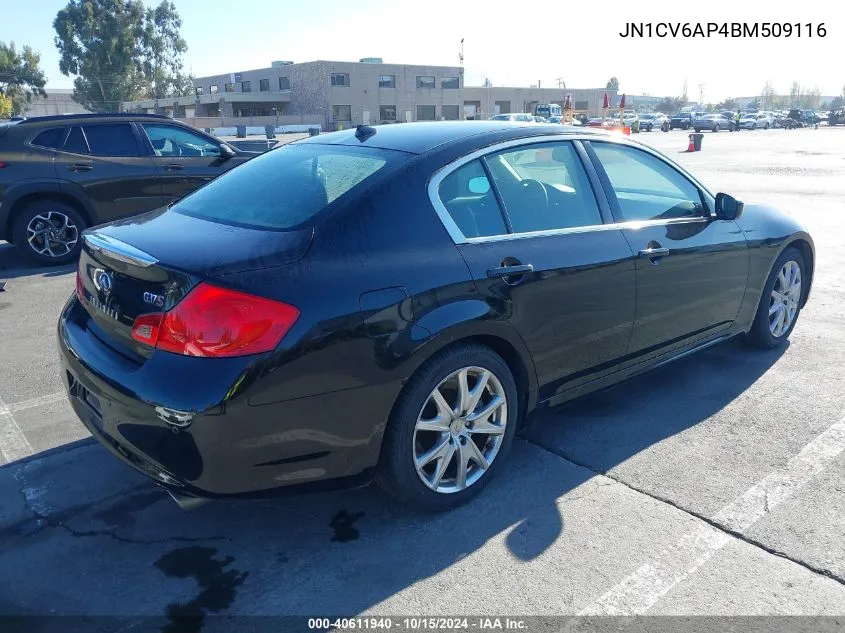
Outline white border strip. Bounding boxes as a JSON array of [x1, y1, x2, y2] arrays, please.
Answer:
[[579, 415, 845, 616], [0, 394, 35, 464]]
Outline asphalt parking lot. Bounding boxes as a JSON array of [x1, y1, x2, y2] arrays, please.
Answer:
[[1, 126, 845, 627]]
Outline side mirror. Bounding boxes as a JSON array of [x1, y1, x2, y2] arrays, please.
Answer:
[[715, 192, 744, 220], [219, 143, 236, 159]]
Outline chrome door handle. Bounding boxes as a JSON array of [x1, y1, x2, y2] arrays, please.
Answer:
[[487, 264, 534, 278], [638, 247, 670, 258]]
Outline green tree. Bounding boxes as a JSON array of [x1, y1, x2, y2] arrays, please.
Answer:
[[140, 1, 187, 99], [0, 93, 12, 118], [0, 41, 47, 115], [53, 0, 189, 112], [716, 97, 738, 111], [654, 96, 683, 114], [606, 77, 619, 91]]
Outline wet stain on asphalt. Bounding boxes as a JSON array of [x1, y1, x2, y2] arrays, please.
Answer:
[[93, 490, 164, 529], [329, 510, 365, 542], [154, 546, 248, 633]]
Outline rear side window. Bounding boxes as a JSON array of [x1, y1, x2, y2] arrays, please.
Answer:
[[82, 124, 140, 157], [31, 127, 66, 149], [438, 160, 507, 238], [171, 143, 406, 230], [64, 126, 89, 154]]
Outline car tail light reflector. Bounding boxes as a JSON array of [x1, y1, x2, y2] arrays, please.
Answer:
[[131, 282, 299, 358], [75, 268, 84, 302]]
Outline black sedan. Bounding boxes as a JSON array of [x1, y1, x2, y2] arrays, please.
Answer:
[[669, 112, 695, 130], [58, 122, 814, 512]]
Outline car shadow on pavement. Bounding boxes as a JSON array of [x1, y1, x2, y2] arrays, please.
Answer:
[[0, 243, 75, 281], [0, 336, 786, 623]]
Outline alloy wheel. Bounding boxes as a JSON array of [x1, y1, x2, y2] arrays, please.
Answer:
[[413, 366, 507, 494], [26, 211, 79, 258], [769, 260, 802, 337]]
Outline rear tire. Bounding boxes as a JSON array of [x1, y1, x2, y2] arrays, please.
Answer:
[[744, 247, 806, 349], [12, 200, 86, 265], [376, 344, 519, 512]]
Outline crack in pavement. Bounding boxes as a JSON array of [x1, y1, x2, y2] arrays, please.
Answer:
[[9, 467, 230, 548], [528, 439, 845, 589]]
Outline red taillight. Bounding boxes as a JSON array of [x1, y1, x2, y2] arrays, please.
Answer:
[[0, 161, 8, 168], [131, 282, 299, 358], [75, 268, 84, 302]]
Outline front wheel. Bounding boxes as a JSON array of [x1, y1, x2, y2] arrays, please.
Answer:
[[744, 247, 806, 349], [714, 124, 720, 132], [694, 128, 701, 133], [12, 200, 86, 265], [376, 344, 519, 511], [764, 123, 770, 129]]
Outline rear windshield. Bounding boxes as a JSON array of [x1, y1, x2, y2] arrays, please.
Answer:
[[171, 143, 407, 230]]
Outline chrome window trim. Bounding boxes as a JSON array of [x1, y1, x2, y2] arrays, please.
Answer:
[[428, 133, 711, 245]]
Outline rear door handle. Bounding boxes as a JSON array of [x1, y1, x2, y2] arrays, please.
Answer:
[[164, 163, 184, 171], [487, 264, 534, 278], [68, 163, 92, 172], [638, 247, 670, 258]]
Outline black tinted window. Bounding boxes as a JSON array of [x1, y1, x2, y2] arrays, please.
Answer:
[[64, 126, 89, 154], [172, 144, 406, 230], [438, 160, 507, 238], [82, 124, 140, 157], [31, 127, 66, 149]]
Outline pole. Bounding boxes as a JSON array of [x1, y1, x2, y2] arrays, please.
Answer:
[[459, 38, 465, 120]]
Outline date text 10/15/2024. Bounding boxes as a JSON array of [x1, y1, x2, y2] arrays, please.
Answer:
[[308, 617, 528, 630], [619, 22, 827, 38]]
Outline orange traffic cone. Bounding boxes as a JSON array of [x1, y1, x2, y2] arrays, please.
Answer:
[[686, 135, 695, 152]]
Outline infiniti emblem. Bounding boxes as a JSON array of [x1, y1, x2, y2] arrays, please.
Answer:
[[92, 269, 113, 296]]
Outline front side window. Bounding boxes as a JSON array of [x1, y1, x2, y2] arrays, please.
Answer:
[[171, 144, 405, 230], [484, 142, 602, 233], [241, 80, 251, 92], [416, 76, 435, 89], [438, 159, 507, 238], [416, 105, 436, 121], [332, 105, 351, 121], [591, 142, 705, 222], [331, 73, 350, 87], [259, 78, 270, 92], [378, 75, 395, 88], [142, 124, 221, 157], [442, 77, 460, 89], [81, 124, 140, 157]]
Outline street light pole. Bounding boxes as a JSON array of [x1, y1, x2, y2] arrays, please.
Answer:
[[459, 38, 464, 120]]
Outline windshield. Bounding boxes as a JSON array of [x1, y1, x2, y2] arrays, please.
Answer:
[[171, 143, 407, 230]]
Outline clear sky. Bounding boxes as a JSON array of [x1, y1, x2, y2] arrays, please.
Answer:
[[2, 0, 841, 102]]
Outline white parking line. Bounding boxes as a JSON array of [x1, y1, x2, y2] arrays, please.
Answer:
[[0, 394, 35, 465], [5, 391, 67, 414], [578, 415, 845, 615]]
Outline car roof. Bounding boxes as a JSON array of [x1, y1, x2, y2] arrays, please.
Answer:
[[297, 121, 610, 155]]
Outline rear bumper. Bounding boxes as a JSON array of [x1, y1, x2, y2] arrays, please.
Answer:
[[58, 296, 402, 498]]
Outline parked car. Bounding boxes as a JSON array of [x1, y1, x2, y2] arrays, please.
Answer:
[[533, 116, 547, 123], [59, 122, 815, 512], [754, 112, 773, 129], [829, 108, 845, 126], [739, 113, 760, 129], [694, 113, 733, 132], [490, 113, 535, 122], [669, 112, 695, 130], [0, 113, 255, 264], [587, 117, 604, 127], [547, 116, 564, 124]]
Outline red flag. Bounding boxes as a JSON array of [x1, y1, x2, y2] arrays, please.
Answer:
[[603, 93, 609, 109], [619, 93, 626, 109]]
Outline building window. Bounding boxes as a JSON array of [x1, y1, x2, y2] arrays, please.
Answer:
[[279, 76, 290, 90], [442, 104, 460, 120], [378, 75, 395, 88], [225, 83, 234, 92], [379, 105, 396, 121], [574, 100, 588, 110], [333, 105, 352, 121], [416, 105, 436, 120], [210, 84, 218, 94], [417, 76, 435, 89], [331, 73, 350, 87], [259, 78, 270, 92], [442, 77, 460, 89], [195, 86, 203, 95], [241, 80, 251, 92]]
